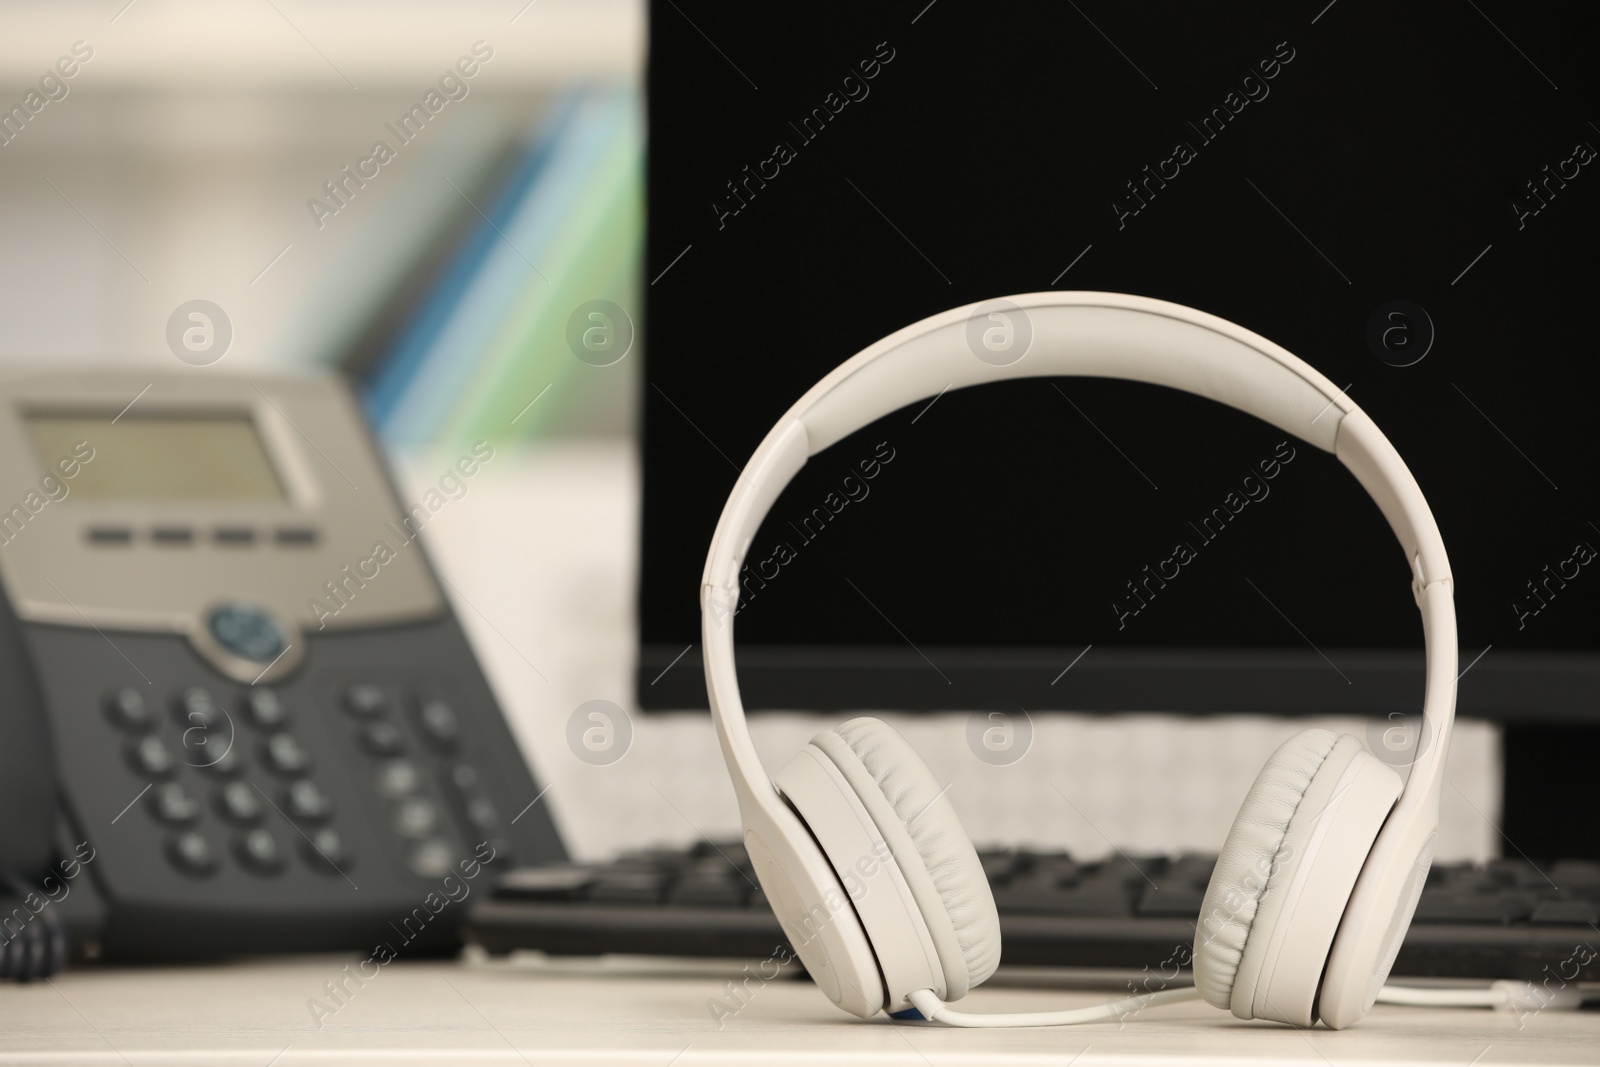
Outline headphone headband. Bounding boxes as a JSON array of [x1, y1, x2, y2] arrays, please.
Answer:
[[702, 291, 1456, 793]]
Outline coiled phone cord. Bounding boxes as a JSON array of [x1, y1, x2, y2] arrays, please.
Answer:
[[0, 870, 68, 982]]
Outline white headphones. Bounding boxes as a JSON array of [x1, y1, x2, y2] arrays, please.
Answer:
[[700, 292, 1457, 1030]]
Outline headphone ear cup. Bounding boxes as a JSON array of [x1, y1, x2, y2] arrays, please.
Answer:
[[802, 717, 1001, 999], [1194, 729, 1388, 1018]]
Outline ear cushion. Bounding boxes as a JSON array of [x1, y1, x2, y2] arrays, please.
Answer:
[[810, 717, 1001, 998], [1193, 729, 1365, 1011]]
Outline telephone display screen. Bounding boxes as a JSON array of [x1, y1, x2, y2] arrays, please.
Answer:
[[28, 413, 285, 501]]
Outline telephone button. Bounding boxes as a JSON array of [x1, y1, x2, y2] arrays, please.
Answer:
[[284, 779, 333, 823], [195, 742, 241, 778], [173, 687, 225, 730], [442, 764, 501, 834], [408, 839, 454, 879], [394, 797, 439, 839], [126, 736, 176, 778], [360, 721, 407, 757], [208, 604, 286, 664], [465, 795, 501, 833], [234, 828, 286, 875], [243, 689, 290, 729], [301, 827, 351, 873], [216, 781, 264, 824], [342, 684, 390, 717], [263, 733, 312, 775], [166, 831, 219, 876], [148, 783, 202, 826], [412, 697, 461, 752], [104, 687, 153, 731], [376, 760, 419, 799]]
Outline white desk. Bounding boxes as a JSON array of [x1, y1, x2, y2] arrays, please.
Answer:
[[3, 955, 1595, 1066]]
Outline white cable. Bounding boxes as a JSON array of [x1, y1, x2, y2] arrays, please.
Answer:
[[1375, 985, 1508, 1008], [1378, 980, 1589, 1012], [906, 986, 1201, 1028], [907, 980, 1592, 1028]]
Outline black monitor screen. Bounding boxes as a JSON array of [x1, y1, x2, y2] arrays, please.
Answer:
[[640, 0, 1600, 721]]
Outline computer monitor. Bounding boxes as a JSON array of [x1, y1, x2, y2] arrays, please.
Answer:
[[638, 1, 1599, 734]]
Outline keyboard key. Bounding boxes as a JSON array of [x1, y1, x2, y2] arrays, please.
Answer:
[[1413, 892, 1535, 924], [1019, 854, 1081, 884], [234, 828, 286, 874], [670, 870, 746, 907], [148, 783, 202, 825], [994, 874, 1131, 916], [215, 781, 264, 824], [1550, 860, 1600, 893], [1111, 856, 1170, 884], [1485, 859, 1551, 888], [104, 687, 152, 731], [691, 839, 748, 869], [1137, 884, 1205, 917], [166, 831, 218, 876], [496, 867, 597, 901], [1166, 854, 1217, 887], [1530, 899, 1600, 925], [126, 735, 176, 778], [590, 870, 667, 905], [979, 851, 1019, 883]]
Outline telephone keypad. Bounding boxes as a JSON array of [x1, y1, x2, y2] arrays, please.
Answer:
[[107, 674, 501, 884], [340, 681, 510, 874]]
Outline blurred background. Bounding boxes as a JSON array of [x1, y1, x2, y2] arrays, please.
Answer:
[[0, 0, 1504, 870]]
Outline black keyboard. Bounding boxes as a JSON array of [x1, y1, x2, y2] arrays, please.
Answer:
[[466, 843, 1600, 981]]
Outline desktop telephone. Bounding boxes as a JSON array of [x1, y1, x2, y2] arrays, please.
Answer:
[[0, 371, 563, 972]]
